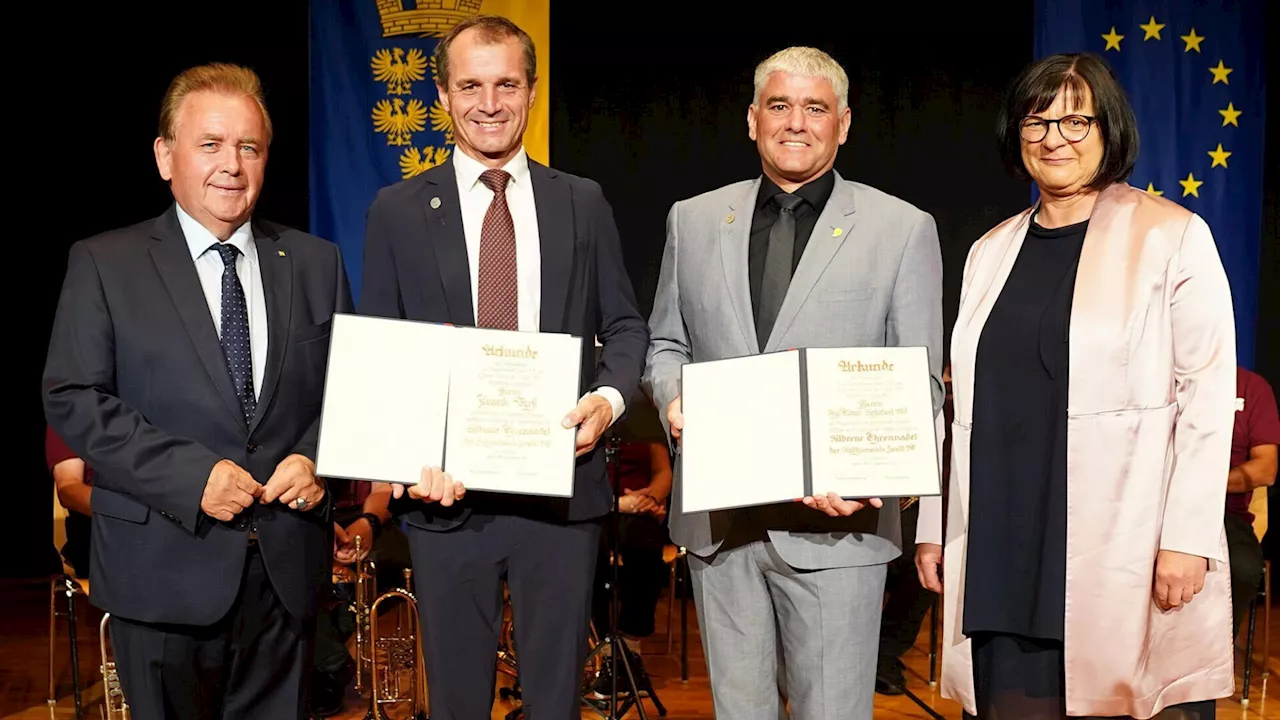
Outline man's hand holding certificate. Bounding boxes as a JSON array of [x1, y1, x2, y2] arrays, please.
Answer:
[[678, 346, 940, 514], [316, 314, 585, 499]]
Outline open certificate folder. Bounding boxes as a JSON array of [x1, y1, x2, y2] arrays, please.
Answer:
[[679, 346, 941, 514], [314, 313, 583, 497]]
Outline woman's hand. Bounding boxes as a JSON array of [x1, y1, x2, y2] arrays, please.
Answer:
[[1153, 549, 1207, 611], [915, 543, 943, 593]]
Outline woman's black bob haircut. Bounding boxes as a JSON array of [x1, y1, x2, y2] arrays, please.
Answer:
[[996, 52, 1140, 191]]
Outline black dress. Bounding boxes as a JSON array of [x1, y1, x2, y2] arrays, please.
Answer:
[[961, 217, 1214, 720]]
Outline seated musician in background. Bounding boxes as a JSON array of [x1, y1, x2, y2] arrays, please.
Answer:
[[1225, 366, 1279, 639], [875, 364, 951, 694], [47, 424, 93, 579], [311, 479, 409, 718], [589, 386, 673, 696]]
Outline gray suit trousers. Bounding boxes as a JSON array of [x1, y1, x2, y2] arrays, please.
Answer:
[[689, 535, 888, 720]]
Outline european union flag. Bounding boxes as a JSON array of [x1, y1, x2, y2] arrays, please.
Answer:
[[309, 1, 459, 304], [1034, 0, 1267, 369]]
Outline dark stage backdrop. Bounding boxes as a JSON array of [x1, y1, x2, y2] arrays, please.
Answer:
[[13, 1, 1277, 578]]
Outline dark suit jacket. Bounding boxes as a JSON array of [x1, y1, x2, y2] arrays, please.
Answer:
[[42, 205, 353, 626], [359, 155, 649, 529]]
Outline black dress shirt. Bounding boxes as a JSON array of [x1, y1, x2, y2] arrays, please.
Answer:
[[748, 170, 836, 324]]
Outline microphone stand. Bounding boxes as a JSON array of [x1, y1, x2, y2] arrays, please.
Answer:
[[581, 433, 666, 718]]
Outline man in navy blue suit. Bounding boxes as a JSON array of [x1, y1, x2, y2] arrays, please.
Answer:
[[43, 63, 352, 720], [358, 14, 650, 719]]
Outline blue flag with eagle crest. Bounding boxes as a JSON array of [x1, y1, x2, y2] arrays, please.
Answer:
[[309, 0, 550, 304], [1033, 0, 1266, 369]]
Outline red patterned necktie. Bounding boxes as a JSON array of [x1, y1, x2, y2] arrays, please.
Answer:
[[476, 168, 518, 330]]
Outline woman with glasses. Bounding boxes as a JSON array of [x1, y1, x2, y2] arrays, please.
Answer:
[[915, 52, 1236, 719]]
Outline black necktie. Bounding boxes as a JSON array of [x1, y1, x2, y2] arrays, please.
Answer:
[[756, 192, 805, 348], [212, 243, 256, 425]]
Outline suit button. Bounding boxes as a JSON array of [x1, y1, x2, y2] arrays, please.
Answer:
[[247, 444, 259, 454]]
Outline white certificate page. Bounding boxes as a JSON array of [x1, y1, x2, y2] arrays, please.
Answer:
[[442, 327, 581, 496], [315, 313, 452, 485], [803, 346, 940, 499], [680, 351, 806, 513]]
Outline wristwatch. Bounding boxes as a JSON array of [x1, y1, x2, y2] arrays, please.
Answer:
[[359, 512, 384, 541]]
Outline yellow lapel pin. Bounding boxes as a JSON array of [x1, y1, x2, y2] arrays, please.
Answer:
[[278, 249, 286, 257], [832, 227, 843, 237], [726, 213, 735, 224]]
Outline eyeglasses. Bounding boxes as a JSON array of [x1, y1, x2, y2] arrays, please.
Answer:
[[1019, 114, 1096, 143]]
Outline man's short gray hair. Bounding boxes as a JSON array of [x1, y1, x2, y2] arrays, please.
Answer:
[[753, 46, 849, 112]]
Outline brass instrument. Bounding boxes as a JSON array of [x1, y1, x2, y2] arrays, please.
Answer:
[[349, 535, 377, 694], [99, 613, 130, 720], [365, 567, 429, 720], [497, 587, 604, 697]]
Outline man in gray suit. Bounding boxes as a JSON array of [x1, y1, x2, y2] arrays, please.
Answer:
[[643, 46, 945, 719]]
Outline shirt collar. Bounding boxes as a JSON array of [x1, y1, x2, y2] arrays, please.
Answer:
[[755, 168, 836, 212], [453, 146, 531, 192], [176, 203, 254, 261]]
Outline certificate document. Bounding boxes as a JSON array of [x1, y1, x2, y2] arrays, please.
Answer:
[[442, 326, 582, 495], [315, 313, 582, 497], [679, 346, 940, 514]]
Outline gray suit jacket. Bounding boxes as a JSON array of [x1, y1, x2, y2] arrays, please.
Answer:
[[644, 171, 945, 570]]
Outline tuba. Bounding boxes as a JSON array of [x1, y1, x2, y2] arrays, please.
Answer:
[[99, 613, 130, 720], [364, 566, 429, 720]]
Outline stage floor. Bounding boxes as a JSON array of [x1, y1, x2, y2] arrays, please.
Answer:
[[3, 575, 1274, 719]]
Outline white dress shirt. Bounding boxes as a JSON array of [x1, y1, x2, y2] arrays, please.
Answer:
[[177, 204, 268, 402], [452, 148, 625, 423]]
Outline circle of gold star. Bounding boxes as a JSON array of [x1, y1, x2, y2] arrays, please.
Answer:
[[1219, 102, 1242, 127], [1140, 16, 1165, 41], [1179, 173, 1203, 198], [1102, 27, 1124, 51], [1181, 28, 1204, 52], [1209, 60, 1233, 85], [1208, 144, 1232, 169]]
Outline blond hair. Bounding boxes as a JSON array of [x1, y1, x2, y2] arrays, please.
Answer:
[[753, 47, 849, 112], [158, 63, 273, 145]]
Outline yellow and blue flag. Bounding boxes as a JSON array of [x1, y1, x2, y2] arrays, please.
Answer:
[[1034, 0, 1267, 368], [309, 0, 550, 303]]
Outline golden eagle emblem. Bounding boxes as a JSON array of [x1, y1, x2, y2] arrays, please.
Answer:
[[372, 98, 428, 146], [370, 47, 428, 95], [400, 146, 452, 179], [429, 99, 454, 145]]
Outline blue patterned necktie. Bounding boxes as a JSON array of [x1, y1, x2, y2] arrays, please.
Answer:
[[212, 243, 256, 425]]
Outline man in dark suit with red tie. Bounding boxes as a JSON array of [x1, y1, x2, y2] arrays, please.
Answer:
[[42, 63, 352, 720], [358, 15, 649, 718]]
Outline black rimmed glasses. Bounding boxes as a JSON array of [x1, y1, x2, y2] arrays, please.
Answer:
[[1019, 114, 1096, 143]]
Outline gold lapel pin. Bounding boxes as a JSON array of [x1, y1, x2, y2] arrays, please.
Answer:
[[832, 227, 843, 237], [430, 197, 442, 209], [277, 249, 286, 257], [726, 213, 735, 224]]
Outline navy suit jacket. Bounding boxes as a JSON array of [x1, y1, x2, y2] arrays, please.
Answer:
[[359, 155, 649, 529], [42, 205, 352, 626]]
